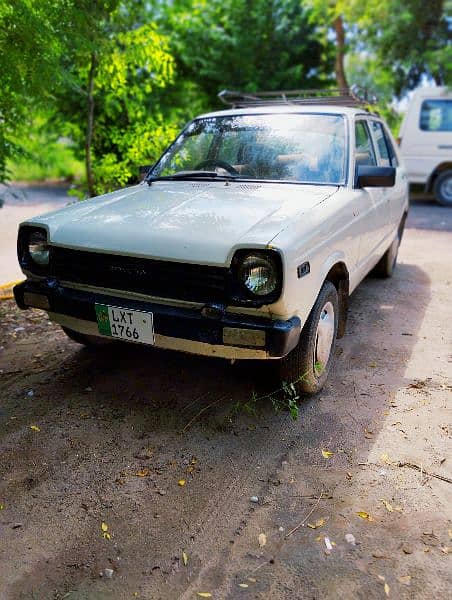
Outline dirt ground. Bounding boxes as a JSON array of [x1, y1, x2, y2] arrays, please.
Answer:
[[0, 197, 451, 600]]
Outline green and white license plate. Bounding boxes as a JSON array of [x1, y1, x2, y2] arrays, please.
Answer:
[[95, 304, 155, 345]]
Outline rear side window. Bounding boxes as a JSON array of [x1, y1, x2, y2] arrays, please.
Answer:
[[370, 121, 398, 167], [355, 121, 377, 166], [420, 99, 452, 131]]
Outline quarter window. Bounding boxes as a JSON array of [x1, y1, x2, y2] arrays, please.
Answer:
[[370, 121, 398, 167], [355, 121, 377, 166], [420, 99, 452, 132]]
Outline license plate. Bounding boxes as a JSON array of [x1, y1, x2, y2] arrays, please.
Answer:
[[95, 304, 155, 345]]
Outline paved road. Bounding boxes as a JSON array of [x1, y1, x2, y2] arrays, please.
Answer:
[[0, 195, 451, 600]]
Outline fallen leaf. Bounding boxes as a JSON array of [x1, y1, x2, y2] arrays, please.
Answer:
[[135, 469, 151, 477], [101, 522, 108, 532], [384, 582, 390, 596], [307, 518, 326, 529], [0, 504, 4, 510], [380, 453, 393, 465], [315, 535, 323, 542], [321, 449, 334, 459], [30, 425, 40, 432], [239, 583, 249, 588], [103, 532, 111, 540], [247, 577, 257, 583], [178, 479, 186, 487], [380, 499, 394, 513], [182, 551, 188, 566], [258, 533, 267, 547], [398, 575, 411, 585], [197, 594, 212, 598], [357, 511, 374, 522]]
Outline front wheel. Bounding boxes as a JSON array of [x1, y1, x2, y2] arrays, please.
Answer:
[[279, 281, 338, 395], [434, 170, 452, 206]]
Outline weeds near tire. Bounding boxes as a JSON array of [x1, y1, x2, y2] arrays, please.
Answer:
[[231, 361, 323, 421]]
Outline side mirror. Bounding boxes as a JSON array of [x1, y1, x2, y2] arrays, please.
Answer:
[[138, 165, 153, 181], [355, 165, 396, 188]]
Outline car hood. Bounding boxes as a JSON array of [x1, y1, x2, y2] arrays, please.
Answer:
[[26, 181, 337, 266]]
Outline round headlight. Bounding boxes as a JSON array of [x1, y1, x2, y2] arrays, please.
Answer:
[[28, 230, 49, 265], [238, 253, 278, 296]]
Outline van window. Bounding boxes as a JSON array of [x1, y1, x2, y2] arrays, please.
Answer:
[[370, 121, 398, 167], [420, 99, 452, 132]]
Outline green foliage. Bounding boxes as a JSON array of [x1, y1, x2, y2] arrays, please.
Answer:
[[82, 21, 176, 194], [158, 0, 335, 107], [2, 0, 450, 190], [7, 131, 84, 183], [0, 0, 119, 182]]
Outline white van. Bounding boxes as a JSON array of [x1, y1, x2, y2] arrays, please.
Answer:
[[399, 86, 452, 206]]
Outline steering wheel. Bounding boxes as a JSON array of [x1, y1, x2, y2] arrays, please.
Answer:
[[195, 159, 239, 176]]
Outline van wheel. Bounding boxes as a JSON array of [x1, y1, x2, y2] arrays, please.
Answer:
[[279, 281, 338, 395], [434, 170, 452, 206]]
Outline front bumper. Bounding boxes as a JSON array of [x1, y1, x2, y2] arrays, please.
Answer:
[[14, 279, 301, 359]]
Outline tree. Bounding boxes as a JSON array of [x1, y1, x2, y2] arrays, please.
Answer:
[[156, 0, 334, 107], [0, 0, 122, 183], [308, 0, 451, 96], [68, 17, 175, 195]]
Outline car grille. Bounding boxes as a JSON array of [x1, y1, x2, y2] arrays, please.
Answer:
[[49, 247, 228, 303]]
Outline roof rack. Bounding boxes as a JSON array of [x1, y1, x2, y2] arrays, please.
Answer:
[[218, 86, 378, 108]]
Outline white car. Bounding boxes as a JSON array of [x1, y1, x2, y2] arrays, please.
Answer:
[[14, 90, 408, 394], [399, 86, 452, 206]]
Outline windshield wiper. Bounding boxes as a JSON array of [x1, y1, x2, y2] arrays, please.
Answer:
[[146, 170, 239, 184]]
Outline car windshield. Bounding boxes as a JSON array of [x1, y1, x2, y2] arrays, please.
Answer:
[[150, 113, 347, 185]]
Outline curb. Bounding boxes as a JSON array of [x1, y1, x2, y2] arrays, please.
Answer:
[[0, 280, 23, 301]]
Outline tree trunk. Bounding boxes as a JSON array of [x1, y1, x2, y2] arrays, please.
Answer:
[[85, 53, 96, 198], [333, 15, 348, 90]]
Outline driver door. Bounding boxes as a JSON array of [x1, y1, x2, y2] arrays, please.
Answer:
[[354, 119, 389, 268]]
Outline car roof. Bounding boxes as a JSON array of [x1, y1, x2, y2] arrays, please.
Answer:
[[196, 105, 373, 119]]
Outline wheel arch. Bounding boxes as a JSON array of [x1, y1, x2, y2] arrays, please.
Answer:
[[323, 261, 349, 339], [426, 162, 452, 193]]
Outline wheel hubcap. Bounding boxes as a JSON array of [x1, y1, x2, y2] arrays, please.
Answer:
[[314, 301, 335, 375], [440, 176, 452, 202]]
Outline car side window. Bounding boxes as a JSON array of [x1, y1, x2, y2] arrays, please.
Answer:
[[355, 121, 377, 166], [370, 121, 399, 167]]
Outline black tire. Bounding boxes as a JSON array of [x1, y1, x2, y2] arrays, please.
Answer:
[[61, 326, 110, 347], [279, 281, 339, 395], [373, 214, 406, 278], [434, 170, 452, 207]]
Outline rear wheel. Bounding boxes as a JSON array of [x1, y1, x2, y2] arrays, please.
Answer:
[[434, 170, 452, 206], [373, 214, 406, 278], [279, 281, 338, 395]]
